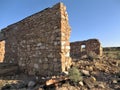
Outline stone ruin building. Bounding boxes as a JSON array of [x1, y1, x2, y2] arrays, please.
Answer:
[[0, 3, 102, 76], [70, 39, 103, 59], [0, 3, 71, 76]]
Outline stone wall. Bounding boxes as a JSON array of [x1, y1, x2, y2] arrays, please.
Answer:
[[0, 3, 71, 76], [70, 39, 102, 59]]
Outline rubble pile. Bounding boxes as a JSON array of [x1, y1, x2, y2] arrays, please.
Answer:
[[0, 56, 120, 90]]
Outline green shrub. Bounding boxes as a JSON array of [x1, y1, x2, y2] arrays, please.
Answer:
[[116, 53, 120, 59], [87, 51, 98, 60], [68, 66, 83, 83]]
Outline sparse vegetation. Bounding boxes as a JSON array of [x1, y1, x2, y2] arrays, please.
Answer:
[[87, 51, 99, 60], [104, 47, 120, 59], [117, 53, 120, 59], [68, 66, 83, 83]]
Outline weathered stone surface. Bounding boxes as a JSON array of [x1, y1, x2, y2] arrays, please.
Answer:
[[0, 41, 5, 62], [0, 63, 18, 76], [28, 81, 36, 87], [81, 70, 90, 76], [0, 2, 71, 76]]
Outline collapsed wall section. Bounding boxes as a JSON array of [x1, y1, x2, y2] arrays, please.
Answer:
[[86, 39, 103, 56], [70, 41, 85, 58], [0, 3, 71, 76], [70, 39, 102, 59]]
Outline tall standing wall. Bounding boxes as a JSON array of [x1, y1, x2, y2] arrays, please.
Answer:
[[0, 3, 71, 76]]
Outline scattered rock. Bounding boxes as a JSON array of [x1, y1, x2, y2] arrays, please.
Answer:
[[81, 55, 87, 59], [63, 71, 69, 75], [56, 85, 79, 90], [112, 79, 117, 84], [41, 77, 46, 80], [38, 88, 44, 90], [86, 66, 93, 71], [28, 81, 36, 88], [117, 78, 120, 83], [18, 88, 27, 90], [83, 78, 95, 89], [81, 70, 90, 76], [89, 76, 96, 83], [79, 81, 84, 86], [97, 83, 105, 88], [1, 84, 11, 90]]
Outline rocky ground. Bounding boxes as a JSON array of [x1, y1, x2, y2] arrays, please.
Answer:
[[0, 55, 120, 90]]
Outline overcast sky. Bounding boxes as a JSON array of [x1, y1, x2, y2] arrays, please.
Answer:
[[0, 0, 120, 47]]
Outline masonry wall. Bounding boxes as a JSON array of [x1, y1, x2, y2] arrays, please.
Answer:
[[70, 39, 102, 59], [86, 39, 103, 56], [0, 3, 71, 76]]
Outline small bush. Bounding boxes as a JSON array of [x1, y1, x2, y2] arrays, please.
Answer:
[[68, 66, 83, 83], [87, 51, 98, 60], [116, 53, 120, 60]]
